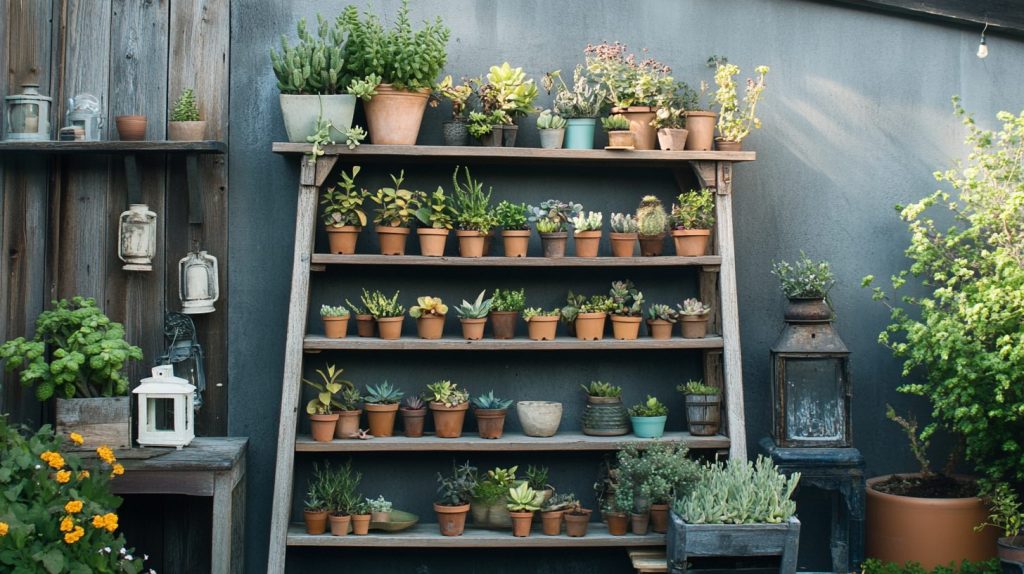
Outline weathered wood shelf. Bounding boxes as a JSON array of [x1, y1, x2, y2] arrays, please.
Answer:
[[303, 335, 724, 351], [294, 431, 730, 452], [311, 254, 722, 268], [286, 523, 665, 547], [0, 140, 227, 154]]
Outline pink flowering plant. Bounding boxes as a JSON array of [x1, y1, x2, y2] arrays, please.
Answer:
[[584, 42, 677, 109]]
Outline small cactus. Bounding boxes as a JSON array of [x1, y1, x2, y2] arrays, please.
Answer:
[[636, 195, 668, 237], [610, 212, 639, 233]]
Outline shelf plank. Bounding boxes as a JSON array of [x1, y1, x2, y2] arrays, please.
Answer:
[[311, 254, 722, 268], [271, 143, 755, 165], [0, 140, 227, 154], [286, 522, 665, 548], [303, 335, 724, 351], [295, 431, 730, 452]]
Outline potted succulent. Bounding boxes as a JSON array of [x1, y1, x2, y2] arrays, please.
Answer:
[[370, 172, 420, 256], [560, 290, 587, 338], [451, 166, 495, 257], [536, 109, 566, 149], [426, 380, 470, 438], [414, 187, 455, 257], [435, 462, 477, 536], [564, 498, 593, 537], [455, 290, 492, 340], [580, 381, 629, 437], [360, 288, 405, 340], [351, 500, 372, 535], [605, 499, 631, 536], [646, 303, 678, 339], [526, 465, 556, 503], [320, 304, 349, 339], [608, 280, 645, 340], [652, 84, 690, 151], [363, 381, 403, 437], [399, 395, 427, 438], [636, 195, 668, 256], [339, 0, 449, 145], [303, 463, 332, 534], [495, 200, 531, 258], [684, 79, 717, 151], [345, 298, 375, 337], [710, 58, 770, 151], [602, 114, 634, 149], [366, 494, 392, 523], [571, 210, 603, 257], [629, 395, 669, 438], [516, 401, 563, 437], [168, 88, 206, 141], [409, 296, 448, 340], [334, 386, 364, 439], [677, 380, 721, 436], [575, 294, 615, 341], [489, 288, 525, 340], [677, 298, 711, 339], [523, 307, 560, 341], [472, 390, 513, 439], [471, 465, 519, 529], [327, 460, 362, 536], [609, 212, 639, 257], [472, 62, 539, 147], [671, 189, 715, 257], [543, 66, 606, 149], [773, 252, 835, 322], [528, 199, 582, 258], [507, 482, 543, 537], [321, 166, 369, 255], [541, 493, 577, 536], [467, 110, 507, 147], [302, 364, 350, 441], [432, 75, 473, 146]]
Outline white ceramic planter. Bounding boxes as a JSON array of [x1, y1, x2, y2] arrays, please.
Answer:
[[279, 94, 356, 143], [516, 401, 562, 437]]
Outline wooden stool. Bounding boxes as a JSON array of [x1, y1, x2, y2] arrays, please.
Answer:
[[629, 548, 668, 573]]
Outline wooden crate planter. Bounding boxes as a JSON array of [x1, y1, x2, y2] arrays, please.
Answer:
[[56, 396, 131, 450], [666, 512, 800, 574]]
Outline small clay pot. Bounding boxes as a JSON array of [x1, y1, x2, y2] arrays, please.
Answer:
[[474, 408, 507, 439], [672, 229, 711, 256], [606, 130, 635, 148], [575, 312, 607, 341], [431, 401, 469, 438], [610, 315, 641, 340], [351, 514, 371, 535], [502, 229, 530, 257], [564, 509, 592, 537], [631, 511, 650, 535], [539, 232, 568, 257], [309, 413, 339, 442], [376, 226, 411, 255], [715, 139, 743, 152], [400, 407, 427, 437], [416, 315, 445, 339], [638, 234, 665, 257], [376, 316, 404, 340], [489, 311, 519, 339], [526, 316, 558, 341], [322, 316, 348, 339], [334, 410, 362, 439], [417, 228, 449, 257], [680, 314, 709, 339], [649, 503, 669, 533], [364, 403, 399, 437], [326, 225, 361, 254], [657, 127, 689, 151], [647, 319, 673, 339], [609, 232, 637, 257], [116, 115, 147, 141], [434, 503, 470, 536], [303, 509, 328, 535], [510, 511, 534, 537], [456, 230, 485, 257], [355, 314, 376, 337], [606, 512, 629, 536], [684, 111, 717, 151], [612, 106, 657, 150], [574, 230, 601, 257], [329, 513, 351, 536], [541, 510, 564, 536], [460, 318, 486, 340]]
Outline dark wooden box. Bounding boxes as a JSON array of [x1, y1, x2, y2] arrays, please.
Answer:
[[666, 511, 801, 574]]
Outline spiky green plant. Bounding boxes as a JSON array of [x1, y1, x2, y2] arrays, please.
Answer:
[[363, 381, 404, 404], [360, 289, 405, 318], [581, 380, 622, 398], [455, 290, 493, 319], [171, 88, 200, 122], [677, 380, 719, 395], [451, 166, 496, 232], [636, 195, 668, 237], [471, 390, 512, 410]]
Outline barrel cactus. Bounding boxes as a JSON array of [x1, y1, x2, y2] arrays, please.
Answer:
[[636, 195, 668, 238]]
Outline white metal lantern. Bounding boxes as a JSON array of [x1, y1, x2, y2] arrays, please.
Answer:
[[4, 83, 51, 141], [179, 250, 219, 314], [118, 204, 157, 271], [133, 365, 195, 449], [65, 93, 104, 141]]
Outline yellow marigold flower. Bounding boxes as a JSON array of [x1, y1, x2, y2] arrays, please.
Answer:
[[55, 470, 71, 484], [0, 522, 8, 536], [65, 500, 84, 514], [64, 525, 84, 544], [102, 513, 118, 533], [41, 451, 65, 469], [92, 515, 105, 529], [111, 463, 125, 477], [60, 516, 74, 532], [40, 451, 54, 462], [78, 470, 90, 480], [97, 445, 116, 464], [69, 432, 84, 446]]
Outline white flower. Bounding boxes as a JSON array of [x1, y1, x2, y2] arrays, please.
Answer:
[[35, 464, 41, 469], [125, 555, 133, 561], [120, 548, 126, 555]]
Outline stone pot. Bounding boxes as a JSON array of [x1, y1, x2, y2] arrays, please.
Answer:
[[334, 409, 362, 439], [329, 513, 351, 536], [431, 401, 468, 438], [516, 401, 562, 437], [416, 315, 445, 340], [647, 319, 674, 339], [539, 128, 564, 149], [565, 509, 592, 537], [540, 232, 568, 257], [502, 124, 519, 147], [606, 130, 635, 148], [326, 225, 362, 254], [355, 314, 375, 337], [115, 115, 147, 141], [564, 118, 596, 149], [680, 314, 709, 339], [672, 229, 711, 257], [460, 318, 486, 340], [574, 230, 601, 257], [363, 84, 430, 145], [526, 316, 558, 341], [657, 127, 689, 151], [501, 229, 530, 257], [376, 225, 411, 255], [685, 393, 721, 436], [364, 403, 398, 437], [609, 315, 641, 340], [303, 509, 328, 535], [489, 311, 519, 339], [612, 106, 657, 150], [541, 510, 564, 535], [574, 312, 607, 341], [475, 408, 507, 439], [417, 228, 449, 257], [400, 407, 426, 437], [309, 413, 338, 442], [434, 503, 470, 536], [581, 395, 629, 436], [638, 234, 665, 257], [684, 111, 717, 151], [279, 93, 356, 143], [376, 316, 404, 340], [609, 232, 637, 257], [322, 316, 348, 339], [442, 120, 469, 146], [716, 139, 742, 152], [510, 511, 534, 537], [631, 415, 667, 438], [456, 230, 485, 257], [168, 120, 207, 141], [606, 511, 629, 536]]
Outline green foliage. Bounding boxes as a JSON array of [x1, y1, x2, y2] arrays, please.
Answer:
[[615, 442, 700, 512], [975, 481, 1022, 537], [491, 288, 525, 313], [321, 166, 369, 228], [528, 199, 583, 233], [360, 289, 405, 319], [601, 114, 629, 131], [671, 189, 716, 230], [270, 14, 348, 94], [436, 461, 477, 506], [0, 297, 143, 400], [560, 291, 588, 325], [522, 307, 559, 320], [580, 294, 616, 314], [525, 465, 549, 490], [506, 482, 542, 512], [451, 166, 496, 232], [543, 66, 606, 119], [424, 380, 469, 407], [366, 495, 391, 514], [471, 390, 512, 410], [678, 298, 711, 316], [473, 62, 539, 120], [434, 75, 474, 119], [677, 380, 719, 395], [650, 82, 694, 129], [320, 304, 349, 318], [347, 73, 381, 101], [772, 252, 835, 299], [472, 466, 517, 504], [343, 125, 366, 150], [610, 212, 639, 233], [409, 296, 448, 318], [494, 200, 529, 231], [712, 60, 770, 142], [454, 291, 493, 319], [467, 110, 507, 138], [305, 462, 332, 511], [580, 380, 622, 398], [344, 298, 368, 316], [636, 195, 668, 237], [322, 460, 362, 515], [570, 210, 603, 232], [303, 363, 354, 415], [363, 381, 404, 405], [646, 303, 679, 323], [370, 171, 421, 227], [170, 88, 200, 122], [609, 280, 644, 317], [628, 395, 668, 417], [674, 456, 799, 524], [536, 109, 566, 130], [860, 559, 1001, 574], [414, 187, 455, 230], [585, 42, 677, 108]]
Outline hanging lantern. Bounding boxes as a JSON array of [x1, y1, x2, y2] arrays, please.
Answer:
[[157, 312, 206, 411], [133, 364, 196, 449], [4, 83, 52, 141], [179, 250, 219, 314], [65, 93, 104, 141], [117, 204, 157, 271], [770, 298, 852, 448]]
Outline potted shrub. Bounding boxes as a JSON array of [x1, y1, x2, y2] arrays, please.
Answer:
[[564, 498, 594, 537], [601, 114, 634, 149], [455, 290, 492, 340], [321, 166, 369, 254], [351, 500, 372, 535], [646, 303, 678, 339], [471, 465, 519, 528], [670, 189, 715, 256], [369, 172, 420, 256], [571, 210, 603, 257], [543, 66, 606, 150], [340, 0, 449, 145], [320, 304, 349, 338], [677, 298, 711, 339], [432, 75, 473, 146], [451, 166, 495, 257], [575, 294, 614, 341], [710, 58, 769, 151], [609, 280, 644, 340], [302, 364, 351, 442], [495, 200, 531, 257], [629, 395, 668, 438], [435, 462, 477, 536], [523, 307, 559, 341], [489, 288, 525, 340], [345, 298, 375, 337], [609, 212, 638, 257], [684, 80, 716, 151], [334, 386, 363, 440], [507, 482, 543, 537], [634, 442, 701, 534], [426, 380, 470, 438], [636, 195, 668, 256], [472, 391, 512, 439], [541, 493, 577, 536], [326, 460, 361, 536], [528, 199, 581, 258], [615, 445, 653, 535], [652, 85, 689, 150], [605, 499, 631, 536], [303, 463, 332, 534], [168, 88, 206, 141], [471, 62, 539, 147], [399, 395, 427, 438], [409, 296, 448, 340], [366, 494, 392, 523], [413, 187, 455, 257], [361, 288, 405, 340], [580, 381, 629, 436], [979, 485, 1024, 570], [363, 382, 403, 437], [536, 109, 566, 149], [516, 401, 562, 437], [677, 380, 721, 436]]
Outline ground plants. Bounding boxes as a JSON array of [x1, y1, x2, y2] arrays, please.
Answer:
[[773, 252, 835, 299], [861, 559, 1001, 574]]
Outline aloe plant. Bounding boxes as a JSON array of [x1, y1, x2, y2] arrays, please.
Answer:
[[363, 381, 404, 404], [455, 290, 493, 319], [471, 390, 512, 410], [506, 482, 543, 512]]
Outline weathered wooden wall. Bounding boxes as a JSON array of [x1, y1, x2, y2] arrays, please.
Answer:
[[0, 0, 230, 435]]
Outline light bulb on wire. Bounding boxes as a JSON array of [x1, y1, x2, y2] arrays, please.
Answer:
[[977, 23, 989, 59]]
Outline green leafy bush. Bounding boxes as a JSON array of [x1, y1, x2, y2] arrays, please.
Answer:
[[170, 88, 200, 122], [491, 289, 525, 313], [860, 559, 1001, 574]]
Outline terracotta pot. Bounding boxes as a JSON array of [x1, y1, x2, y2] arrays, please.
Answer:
[[309, 413, 339, 442], [303, 509, 328, 535], [351, 514, 371, 535], [483, 230, 495, 256], [609, 232, 637, 257], [541, 510, 564, 536], [329, 513, 351, 536], [376, 316, 404, 340], [376, 226, 411, 255], [510, 511, 535, 537], [647, 319, 673, 339], [363, 84, 430, 145], [866, 475, 998, 569], [416, 315, 445, 340], [998, 536, 1024, 564], [431, 401, 469, 438], [322, 316, 349, 339], [565, 510, 592, 537], [456, 230, 485, 257], [606, 511, 629, 535], [526, 316, 558, 341], [355, 314, 376, 337], [334, 409, 362, 439], [638, 234, 665, 257], [606, 130, 635, 148], [716, 139, 742, 152], [475, 408, 507, 439], [672, 229, 711, 257], [539, 232, 568, 257], [434, 503, 470, 536], [610, 315, 641, 340], [516, 401, 562, 437], [680, 314, 709, 339], [371, 510, 391, 523], [649, 503, 669, 533], [575, 312, 607, 341], [685, 394, 721, 436], [684, 111, 717, 151], [631, 511, 650, 535], [417, 227, 449, 257], [460, 318, 486, 340], [657, 127, 689, 151], [168, 120, 207, 141], [502, 230, 530, 257], [326, 225, 362, 255], [489, 311, 519, 339], [574, 230, 601, 257], [612, 106, 657, 150], [400, 407, 426, 437], [364, 403, 398, 437], [116, 115, 147, 141]]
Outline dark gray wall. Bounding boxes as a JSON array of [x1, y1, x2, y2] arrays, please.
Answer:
[[228, 1, 1024, 571]]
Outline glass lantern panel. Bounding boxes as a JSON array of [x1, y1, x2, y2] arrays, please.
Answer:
[[784, 358, 845, 443], [146, 397, 176, 432], [9, 103, 40, 133]]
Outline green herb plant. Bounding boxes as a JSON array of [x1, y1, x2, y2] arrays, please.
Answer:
[[321, 166, 369, 228], [491, 289, 526, 313], [171, 88, 200, 122], [671, 189, 716, 230], [772, 252, 835, 299], [494, 200, 530, 231]]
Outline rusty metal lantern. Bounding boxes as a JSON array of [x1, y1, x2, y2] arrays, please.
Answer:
[[770, 298, 851, 448]]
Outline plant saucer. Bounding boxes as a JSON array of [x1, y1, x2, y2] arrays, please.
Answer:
[[369, 509, 419, 532], [604, 145, 635, 151]]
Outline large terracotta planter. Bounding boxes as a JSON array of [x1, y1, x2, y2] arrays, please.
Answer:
[[363, 84, 430, 145], [680, 314, 709, 339], [650, 503, 669, 533], [309, 413, 339, 442], [684, 111, 717, 151], [606, 511, 629, 535], [565, 509, 592, 537], [326, 225, 361, 254], [279, 93, 356, 143], [539, 232, 568, 257], [434, 503, 470, 536], [672, 229, 711, 257], [322, 316, 348, 339], [460, 318, 486, 340], [658, 128, 688, 151], [168, 120, 207, 141], [516, 401, 562, 437], [610, 315, 641, 340], [431, 401, 469, 438], [474, 408, 507, 439], [866, 475, 998, 569], [376, 316, 404, 340], [526, 316, 558, 341], [489, 311, 518, 339], [575, 312, 607, 341], [303, 509, 328, 535], [685, 393, 721, 436], [334, 409, 362, 439], [541, 510, 564, 536], [351, 514, 371, 535], [416, 315, 445, 340], [638, 234, 665, 257], [510, 511, 535, 537], [716, 139, 742, 152], [574, 230, 601, 257], [501, 230, 530, 257], [355, 314, 375, 337], [364, 403, 399, 437], [606, 130, 635, 148], [610, 232, 637, 257], [456, 230, 485, 257], [417, 228, 449, 257], [329, 513, 351, 536], [376, 226, 411, 255], [613, 106, 657, 150], [647, 319, 674, 339], [400, 407, 426, 437]]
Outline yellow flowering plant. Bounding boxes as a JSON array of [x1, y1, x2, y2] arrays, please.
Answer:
[[0, 416, 149, 573]]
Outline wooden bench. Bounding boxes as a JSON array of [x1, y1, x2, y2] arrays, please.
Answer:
[[630, 548, 669, 573]]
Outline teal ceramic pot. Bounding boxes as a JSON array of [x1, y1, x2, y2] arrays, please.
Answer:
[[630, 415, 667, 438], [564, 118, 596, 150]]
